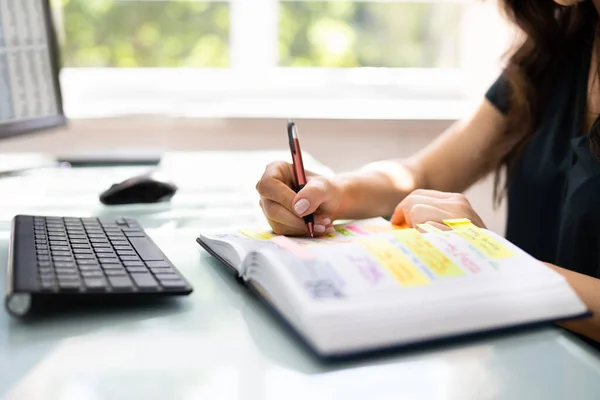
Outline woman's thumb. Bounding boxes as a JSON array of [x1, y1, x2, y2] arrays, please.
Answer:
[[291, 178, 331, 216]]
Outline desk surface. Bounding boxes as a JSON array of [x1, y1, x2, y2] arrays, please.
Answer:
[[1, 151, 600, 400]]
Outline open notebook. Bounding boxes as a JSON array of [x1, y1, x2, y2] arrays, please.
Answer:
[[196, 217, 589, 359]]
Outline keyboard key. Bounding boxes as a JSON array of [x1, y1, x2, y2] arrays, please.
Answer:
[[81, 270, 103, 277], [56, 271, 78, 279], [125, 231, 145, 237], [97, 253, 117, 259], [79, 265, 101, 271], [50, 240, 68, 246], [100, 258, 120, 265], [146, 261, 170, 268], [54, 262, 75, 268], [130, 273, 158, 290], [92, 243, 111, 248], [68, 235, 86, 240], [70, 239, 89, 244], [71, 244, 90, 249], [73, 248, 93, 254], [38, 261, 52, 268], [51, 251, 71, 257], [39, 279, 55, 291], [120, 256, 141, 262], [154, 272, 178, 279], [105, 269, 127, 276], [77, 259, 99, 266], [53, 256, 73, 262], [126, 267, 148, 274], [160, 279, 188, 289], [36, 249, 49, 255], [84, 278, 107, 291], [123, 261, 144, 267], [58, 280, 81, 291], [108, 276, 133, 291], [75, 254, 95, 259], [102, 264, 125, 271], [129, 238, 164, 261], [149, 267, 173, 274], [37, 255, 50, 261], [51, 245, 69, 251], [38, 267, 53, 276], [95, 248, 114, 253], [117, 250, 136, 256], [90, 238, 109, 244], [114, 245, 133, 251]]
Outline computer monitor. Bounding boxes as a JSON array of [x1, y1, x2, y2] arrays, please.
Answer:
[[0, 0, 66, 140]]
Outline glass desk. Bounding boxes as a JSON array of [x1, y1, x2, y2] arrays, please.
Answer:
[[1, 151, 600, 400]]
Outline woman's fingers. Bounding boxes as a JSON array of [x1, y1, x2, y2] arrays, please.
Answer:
[[405, 204, 454, 227], [391, 189, 485, 228], [259, 199, 332, 236], [416, 221, 452, 233]]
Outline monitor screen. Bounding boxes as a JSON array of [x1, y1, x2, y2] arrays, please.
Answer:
[[0, 0, 65, 140]]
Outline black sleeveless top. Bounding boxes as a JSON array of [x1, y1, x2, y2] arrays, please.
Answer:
[[485, 22, 600, 348], [486, 32, 600, 277]]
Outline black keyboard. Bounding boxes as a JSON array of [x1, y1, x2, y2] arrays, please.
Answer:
[[5, 215, 193, 317]]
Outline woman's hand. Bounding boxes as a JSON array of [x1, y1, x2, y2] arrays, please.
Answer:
[[255, 161, 343, 236], [390, 189, 486, 229]]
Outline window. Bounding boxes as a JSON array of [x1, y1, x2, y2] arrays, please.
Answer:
[[51, 0, 510, 119]]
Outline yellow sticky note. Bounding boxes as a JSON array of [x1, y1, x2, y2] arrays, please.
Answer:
[[359, 237, 430, 287], [334, 226, 355, 237], [239, 229, 274, 240], [443, 218, 513, 259], [394, 229, 464, 277], [361, 223, 406, 234]]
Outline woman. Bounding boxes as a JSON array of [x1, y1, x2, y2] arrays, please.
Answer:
[[255, 0, 600, 345]]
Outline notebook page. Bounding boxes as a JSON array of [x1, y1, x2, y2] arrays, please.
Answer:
[[260, 226, 564, 308]]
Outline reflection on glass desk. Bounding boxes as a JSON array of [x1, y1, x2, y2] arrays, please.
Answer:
[[1, 151, 600, 400]]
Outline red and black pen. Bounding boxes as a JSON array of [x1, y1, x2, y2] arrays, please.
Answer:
[[287, 120, 315, 237]]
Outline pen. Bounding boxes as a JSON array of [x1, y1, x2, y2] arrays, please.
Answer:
[[287, 119, 315, 237]]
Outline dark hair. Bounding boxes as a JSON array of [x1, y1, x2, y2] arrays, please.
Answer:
[[493, 1, 599, 205]]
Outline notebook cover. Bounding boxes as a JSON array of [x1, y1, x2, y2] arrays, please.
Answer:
[[196, 237, 243, 279], [196, 237, 594, 362]]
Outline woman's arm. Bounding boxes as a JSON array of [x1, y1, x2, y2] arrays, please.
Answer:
[[333, 98, 510, 220], [545, 263, 600, 342]]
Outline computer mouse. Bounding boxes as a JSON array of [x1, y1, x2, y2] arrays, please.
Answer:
[[99, 172, 177, 205]]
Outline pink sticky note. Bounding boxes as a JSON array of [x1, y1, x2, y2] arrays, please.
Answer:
[[345, 225, 369, 235], [271, 236, 314, 259]]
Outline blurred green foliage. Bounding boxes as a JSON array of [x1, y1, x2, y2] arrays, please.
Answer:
[[54, 0, 462, 68], [56, 0, 229, 67], [280, 2, 462, 68]]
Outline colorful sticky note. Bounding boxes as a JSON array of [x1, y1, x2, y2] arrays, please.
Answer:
[[443, 218, 513, 259], [359, 237, 430, 287], [394, 229, 464, 277], [239, 229, 274, 240], [334, 226, 355, 237], [345, 225, 370, 235], [271, 236, 313, 259]]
